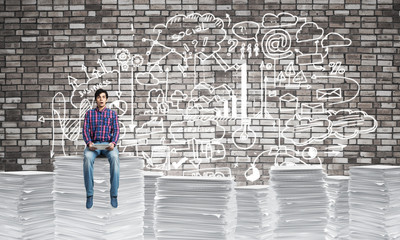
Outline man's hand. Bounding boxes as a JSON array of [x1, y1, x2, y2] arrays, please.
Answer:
[[88, 143, 97, 151], [106, 143, 115, 151]]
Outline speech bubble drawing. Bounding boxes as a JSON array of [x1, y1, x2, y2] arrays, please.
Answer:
[[232, 21, 260, 42], [135, 71, 161, 86], [150, 13, 227, 61], [321, 32, 352, 48], [282, 114, 332, 146], [262, 12, 299, 28], [296, 22, 324, 43], [328, 109, 378, 139]]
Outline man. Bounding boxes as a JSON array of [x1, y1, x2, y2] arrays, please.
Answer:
[[82, 89, 120, 209]]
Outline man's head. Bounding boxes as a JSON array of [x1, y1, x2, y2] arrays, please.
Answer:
[[95, 89, 108, 109]]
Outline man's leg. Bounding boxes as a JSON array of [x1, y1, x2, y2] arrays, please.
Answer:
[[83, 147, 99, 197], [104, 147, 120, 197]]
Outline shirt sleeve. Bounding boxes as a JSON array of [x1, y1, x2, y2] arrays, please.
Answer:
[[82, 111, 92, 145], [111, 111, 120, 146]]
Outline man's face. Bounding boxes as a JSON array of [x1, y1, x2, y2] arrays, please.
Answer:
[[96, 93, 107, 108]]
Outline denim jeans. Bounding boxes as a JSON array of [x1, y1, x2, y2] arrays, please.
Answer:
[[83, 142, 120, 197]]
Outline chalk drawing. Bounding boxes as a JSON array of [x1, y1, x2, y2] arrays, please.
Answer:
[[142, 145, 171, 171], [232, 118, 257, 150], [329, 62, 345, 75], [282, 114, 333, 146], [321, 32, 352, 58], [170, 90, 188, 109], [262, 29, 293, 60], [279, 93, 298, 113], [328, 109, 378, 139], [325, 144, 347, 157], [300, 103, 325, 116], [42, 12, 378, 181], [262, 12, 299, 28], [316, 88, 342, 100], [314, 76, 360, 105]]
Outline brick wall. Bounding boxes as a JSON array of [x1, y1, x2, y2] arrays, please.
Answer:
[[1, 0, 399, 185]]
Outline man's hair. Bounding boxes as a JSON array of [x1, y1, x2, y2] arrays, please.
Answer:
[[95, 89, 108, 99]]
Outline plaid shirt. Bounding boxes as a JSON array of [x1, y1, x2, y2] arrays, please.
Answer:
[[82, 107, 120, 146]]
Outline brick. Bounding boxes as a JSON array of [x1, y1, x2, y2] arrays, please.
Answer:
[[5, 97, 21, 103], [22, 165, 37, 170], [26, 158, 41, 164], [22, 115, 37, 121]]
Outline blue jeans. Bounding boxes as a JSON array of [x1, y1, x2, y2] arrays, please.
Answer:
[[83, 142, 120, 197]]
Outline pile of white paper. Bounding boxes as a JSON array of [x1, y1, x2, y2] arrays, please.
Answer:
[[235, 185, 271, 240], [53, 155, 144, 240], [349, 165, 400, 240], [154, 176, 237, 240], [325, 176, 350, 240], [144, 171, 164, 240], [0, 171, 54, 240], [268, 165, 328, 239]]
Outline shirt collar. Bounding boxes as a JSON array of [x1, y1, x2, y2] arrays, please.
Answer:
[[95, 106, 107, 112]]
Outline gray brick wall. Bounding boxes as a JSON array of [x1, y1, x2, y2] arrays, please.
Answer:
[[1, 0, 399, 185]]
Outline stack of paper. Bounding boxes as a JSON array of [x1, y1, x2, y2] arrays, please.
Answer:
[[154, 176, 237, 240], [144, 171, 164, 240], [0, 171, 54, 240], [325, 176, 350, 240], [268, 165, 328, 239], [235, 185, 271, 240], [53, 155, 144, 240], [349, 165, 400, 240]]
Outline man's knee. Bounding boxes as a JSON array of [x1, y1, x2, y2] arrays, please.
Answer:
[[108, 149, 119, 163], [84, 149, 97, 164]]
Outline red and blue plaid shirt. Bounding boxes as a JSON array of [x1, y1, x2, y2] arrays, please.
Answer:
[[82, 107, 120, 146]]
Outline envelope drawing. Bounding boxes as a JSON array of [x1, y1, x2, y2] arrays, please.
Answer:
[[279, 93, 298, 112], [301, 102, 325, 115], [316, 88, 342, 100]]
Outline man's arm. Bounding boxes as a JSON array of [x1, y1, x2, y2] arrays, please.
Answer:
[[110, 111, 120, 146], [82, 111, 93, 146], [106, 111, 119, 151]]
